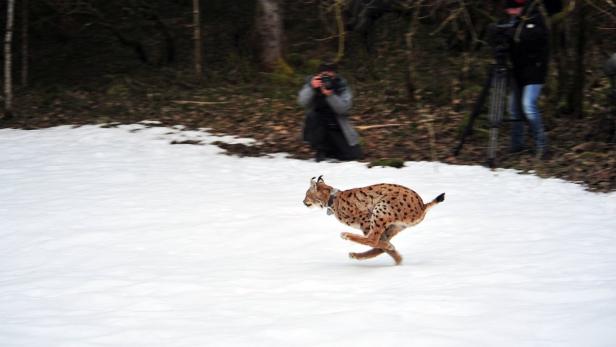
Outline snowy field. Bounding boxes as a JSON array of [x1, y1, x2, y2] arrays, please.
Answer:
[[1, 124, 616, 347]]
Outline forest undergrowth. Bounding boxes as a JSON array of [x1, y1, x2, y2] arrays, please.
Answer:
[[3, 70, 614, 192]]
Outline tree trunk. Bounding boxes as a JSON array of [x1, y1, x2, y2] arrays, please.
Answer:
[[155, 17, 175, 64], [551, 22, 568, 114], [335, 0, 345, 62], [4, 0, 15, 117], [404, 1, 422, 103], [21, 0, 28, 87], [192, 0, 202, 79], [568, 2, 587, 118], [99, 22, 149, 63], [256, 0, 285, 71]]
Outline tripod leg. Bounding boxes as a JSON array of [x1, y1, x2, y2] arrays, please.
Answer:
[[453, 67, 494, 156], [611, 78, 616, 143], [487, 66, 508, 168]]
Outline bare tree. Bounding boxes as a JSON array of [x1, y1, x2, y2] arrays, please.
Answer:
[[4, 0, 15, 117], [404, 0, 423, 101], [192, 0, 203, 79], [568, 1, 588, 118], [256, 0, 287, 71], [21, 0, 28, 87]]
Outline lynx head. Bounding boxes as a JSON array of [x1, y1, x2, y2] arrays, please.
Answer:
[[303, 175, 333, 208]]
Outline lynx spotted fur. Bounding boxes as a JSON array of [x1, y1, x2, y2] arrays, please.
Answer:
[[303, 176, 445, 265]]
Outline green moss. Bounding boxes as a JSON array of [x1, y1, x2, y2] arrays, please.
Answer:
[[105, 82, 130, 97], [266, 58, 297, 85], [269, 72, 294, 85], [305, 59, 322, 73], [287, 53, 304, 68], [275, 59, 294, 75]]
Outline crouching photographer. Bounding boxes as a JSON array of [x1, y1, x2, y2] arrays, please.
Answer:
[[298, 62, 363, 162]]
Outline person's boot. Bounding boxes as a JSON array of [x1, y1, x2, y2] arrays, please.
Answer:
[[510, 145, 525, 154], [536, 147, 552, 160]]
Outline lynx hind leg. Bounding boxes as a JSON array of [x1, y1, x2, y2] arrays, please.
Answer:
[[349, 248, 385, 260], [385, 249, 403, 265], [382, 225, 404, 265], [342, 202, 395, 249], [347, 223, 392, 261], [382, 224, 404, 241], [349, 248, 403, 265], [349, 225, 405, 265]]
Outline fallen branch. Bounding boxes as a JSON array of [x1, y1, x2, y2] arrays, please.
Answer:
[[171, 100, 230, 105], [356, 123, 404, 130]]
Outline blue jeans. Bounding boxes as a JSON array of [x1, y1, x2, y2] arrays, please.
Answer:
[[508, 83, 547, 152]]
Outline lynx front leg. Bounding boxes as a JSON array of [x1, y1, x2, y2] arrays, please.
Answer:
[[382, 225, 404, 265], [341, 232, 394, 250], [347, 225, 404, 264], [349, 248, 384, 260], [341, 203, 394, 249], [348, 247, 402, 265]]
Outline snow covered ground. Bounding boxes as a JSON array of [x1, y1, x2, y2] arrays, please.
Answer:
[[1, 124, 615, 347]]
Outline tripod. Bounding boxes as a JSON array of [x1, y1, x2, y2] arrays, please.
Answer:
[[608, 76, 616, 143], [453, 53, 510, 168], [606, 54, 616, 143]]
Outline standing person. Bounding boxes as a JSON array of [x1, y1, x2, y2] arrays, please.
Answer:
[[503, 0, 551, 159], [298, 62, 362, 162]]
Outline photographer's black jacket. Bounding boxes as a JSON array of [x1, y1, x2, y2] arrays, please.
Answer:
[[507, 9, 550, 86]]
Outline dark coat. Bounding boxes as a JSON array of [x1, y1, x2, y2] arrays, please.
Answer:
[[297, 76, 360, 147], [507, 9, 550, 86]]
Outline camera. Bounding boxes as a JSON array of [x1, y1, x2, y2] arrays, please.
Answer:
[[487, 22, 515, 46], [319, 75, 337, 91], [487, 21, 517, 62]]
